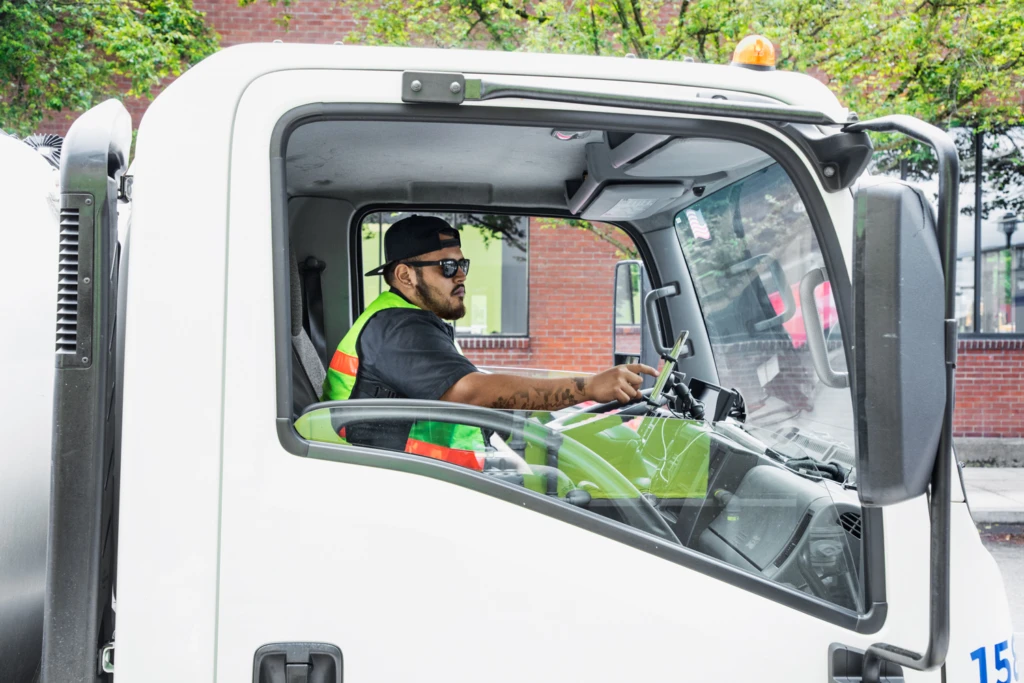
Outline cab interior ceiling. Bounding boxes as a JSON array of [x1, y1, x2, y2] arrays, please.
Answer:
[[285, 120, 775, 229]]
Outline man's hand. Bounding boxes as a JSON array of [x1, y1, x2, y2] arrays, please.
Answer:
[[586, 363, 659, 404]]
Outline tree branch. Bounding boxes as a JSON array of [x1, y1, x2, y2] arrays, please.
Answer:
[[628, 0, 646, 37], [660, 0, 691, 60], [467, 0, 517, 48], [611, 0, 644, 56], [589, 0, 601, 55], [499, 0, 549, 25]]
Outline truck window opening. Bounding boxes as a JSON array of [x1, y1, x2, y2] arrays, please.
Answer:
[[284, 118, 863, 613]]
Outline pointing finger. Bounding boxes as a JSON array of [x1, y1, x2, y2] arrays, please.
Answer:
[[627, 363, 659, 377]]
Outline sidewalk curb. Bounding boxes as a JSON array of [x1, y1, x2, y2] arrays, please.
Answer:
[[972, 510, 1024, 524], [956, 437, 1024, 467]]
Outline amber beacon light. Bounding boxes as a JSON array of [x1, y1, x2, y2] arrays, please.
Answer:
[[731, 34, 776, 70]]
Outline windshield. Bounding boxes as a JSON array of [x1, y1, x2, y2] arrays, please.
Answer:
[[673, 162, 855, 475]]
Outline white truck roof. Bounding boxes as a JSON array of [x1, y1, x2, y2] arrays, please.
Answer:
[[155, 42, 848, 122]]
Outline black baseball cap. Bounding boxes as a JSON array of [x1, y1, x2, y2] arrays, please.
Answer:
[[365, 215, 462, 276]]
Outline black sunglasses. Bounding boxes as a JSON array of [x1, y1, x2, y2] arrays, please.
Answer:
[[402, 258, 471, 278]]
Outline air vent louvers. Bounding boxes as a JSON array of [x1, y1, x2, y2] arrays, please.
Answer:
[[56, 207, 80, 356], [839, 512, 862, 539]]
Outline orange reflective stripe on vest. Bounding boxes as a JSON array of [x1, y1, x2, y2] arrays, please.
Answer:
[[405, 438, 484, 471], [329, 351, 359, 377]]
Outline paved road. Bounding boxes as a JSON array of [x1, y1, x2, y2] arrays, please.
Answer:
[[979, 523, 1024, 641]]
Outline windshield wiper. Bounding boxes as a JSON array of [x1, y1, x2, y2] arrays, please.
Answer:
[[782, 457, 850, 484]]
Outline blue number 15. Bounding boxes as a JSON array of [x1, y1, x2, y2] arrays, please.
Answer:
[[974, 640, 1018, 683]]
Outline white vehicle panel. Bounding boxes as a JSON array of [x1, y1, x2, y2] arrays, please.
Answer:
[[113, 60, 239, 681], [0, 137, 60, 679], [946, 503, 1017, 682]]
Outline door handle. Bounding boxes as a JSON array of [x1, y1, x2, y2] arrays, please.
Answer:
[[830, 643, 905, 682], [254, 642, 342, 683]]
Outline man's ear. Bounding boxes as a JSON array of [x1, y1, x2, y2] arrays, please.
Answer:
[[394, 263, 417, 289]]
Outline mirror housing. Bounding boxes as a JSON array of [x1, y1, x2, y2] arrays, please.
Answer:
[[613, 260, 643, 363], [853, 179, 946, 506]]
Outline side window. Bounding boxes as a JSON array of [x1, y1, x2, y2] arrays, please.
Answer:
[[362, 212, 529, 336], [296, 397, 863, 613], [359, 212, 638, 373]]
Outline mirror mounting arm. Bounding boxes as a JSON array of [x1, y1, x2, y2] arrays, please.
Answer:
[[843, 115, 959, 681]]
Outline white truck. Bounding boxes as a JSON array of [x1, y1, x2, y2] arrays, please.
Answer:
[[1, 39, 1018, 683]]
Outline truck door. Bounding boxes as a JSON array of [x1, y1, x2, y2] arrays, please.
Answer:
[[209, 67, 942, 683]]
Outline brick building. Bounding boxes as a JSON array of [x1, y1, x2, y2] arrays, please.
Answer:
[[43, 0, 1024, 444], [459, 221, 631, 374]]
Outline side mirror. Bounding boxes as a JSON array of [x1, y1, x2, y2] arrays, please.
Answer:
[[613, 260, 658, 383], [613, 260, 643, 363], [853, 179, 946, 505]]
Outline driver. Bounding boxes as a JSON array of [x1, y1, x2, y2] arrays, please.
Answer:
[[323, 214, 656, 464]]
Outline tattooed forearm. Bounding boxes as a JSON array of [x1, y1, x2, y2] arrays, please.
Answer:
[[443, 372, 591, 411], [442, 364, 655, 411], [490, 378, 589, 411]]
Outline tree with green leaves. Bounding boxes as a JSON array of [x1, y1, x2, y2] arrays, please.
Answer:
[[0, 0, 218, 136], [348, 0, 1024, 215]]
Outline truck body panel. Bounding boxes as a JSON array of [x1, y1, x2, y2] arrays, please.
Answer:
[[0, 135, 59, 683]]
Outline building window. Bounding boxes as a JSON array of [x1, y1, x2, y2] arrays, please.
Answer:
[[956, 256, 976, 333], [984, 247, 1024, 333], [361, 212, 529, 336], [956, 246, 1024, 334]]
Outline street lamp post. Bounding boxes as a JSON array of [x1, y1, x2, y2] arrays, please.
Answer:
[[973, 132, 983, 333], [999, 212, 1018, 250]]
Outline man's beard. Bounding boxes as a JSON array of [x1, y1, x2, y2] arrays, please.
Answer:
[[416, 279, 466, 320]]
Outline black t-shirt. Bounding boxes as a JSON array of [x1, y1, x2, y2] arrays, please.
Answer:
[[345, 301, 479, 450]]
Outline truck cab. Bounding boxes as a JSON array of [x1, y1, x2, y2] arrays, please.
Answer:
[[2, 42, 1018, 683]]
